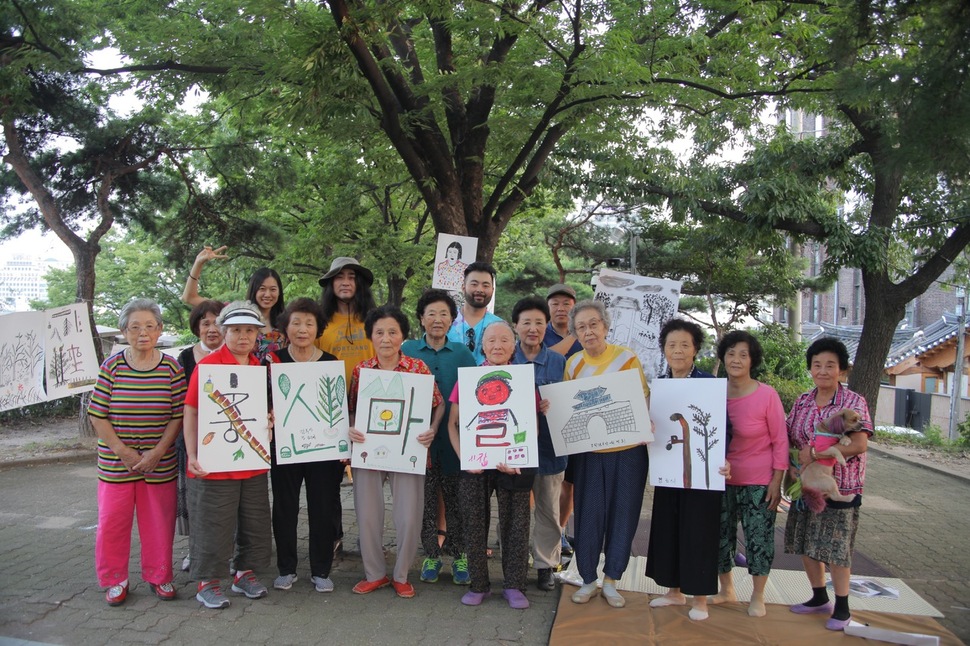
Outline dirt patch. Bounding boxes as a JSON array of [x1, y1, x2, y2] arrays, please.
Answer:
[[0, 417, 96, 463]]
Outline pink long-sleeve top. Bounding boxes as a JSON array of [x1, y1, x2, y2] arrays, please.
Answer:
[[725, 382, 789, 486]]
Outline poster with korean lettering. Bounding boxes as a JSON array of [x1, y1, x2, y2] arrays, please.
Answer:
[[270, 361, 350, 465], [0, 311, 46, 411], [593, 270, 682, 379], [647, 378, 727, 491], [457, 364, 537, 470], [44, 303, 98, 399], [539, 369, 653, 456], [350, 368, 434, 475], [196, 364, 271, 473]]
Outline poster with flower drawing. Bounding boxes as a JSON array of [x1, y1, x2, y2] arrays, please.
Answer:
[[0, 311, 46, 411], [270, 361, 350, 465], [456, 364, 537, 470], [196, 365, 271, 473]]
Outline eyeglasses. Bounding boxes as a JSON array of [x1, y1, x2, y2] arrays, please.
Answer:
[[466, 328, 476, 352], [126, 325, 159, 335], [574, 319, 604, 335]]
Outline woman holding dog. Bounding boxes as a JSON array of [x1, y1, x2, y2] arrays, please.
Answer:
[[784, 337, 872, 631]]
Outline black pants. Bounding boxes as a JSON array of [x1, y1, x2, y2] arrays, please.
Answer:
[[271, 460, 344, 578], [646, 486, 722, 595]]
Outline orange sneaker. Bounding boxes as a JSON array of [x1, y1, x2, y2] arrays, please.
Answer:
[[352, 576, 390, 594], [392, 580, 415, 598]]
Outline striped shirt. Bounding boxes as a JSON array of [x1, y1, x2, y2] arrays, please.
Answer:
[[88, 351, 187, 484]]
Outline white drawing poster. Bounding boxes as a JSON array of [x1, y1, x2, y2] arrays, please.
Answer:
[[270, 361, 350, 465], [648, 378, 727, 491], [45, 303, 99, 399], [0, 311, 46, 411], [457, 364, 538, 470], [593, 270, 682, 380], [350, 368, 435, 475], [432, 233, 477, 292], [196, 364, 271, 473], [539, 369, 653, 456]]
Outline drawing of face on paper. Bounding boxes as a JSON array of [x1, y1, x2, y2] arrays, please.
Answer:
[[44, 303, 98, 399], [432, 233, 477, 292], [197, 365, 270, 473], [0, 311, 46, 412], [270, 361, 350, 465], [350, 369, 435, 475], [457, 364, 538, 471]]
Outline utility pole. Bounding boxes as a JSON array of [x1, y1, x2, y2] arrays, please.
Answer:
[[949, 294, 967, 442]]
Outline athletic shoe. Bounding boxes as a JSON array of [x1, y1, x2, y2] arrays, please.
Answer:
[[461, 590, 489, 606], [452, 554, 470, 585], [105, 583, 128, 606], [503, 589, 530, 609], [392, 580, 415, 598], [826, 616, 851, 631], [231, 572, 268, 599], [420, 557, 442, 583], [352, 576, 390, 594], [273, 573, 298, 590], [311, 576, 334, 593], [560, 534, 573, 556], [149, 582, 176, 601], [196, 582, 230, 609], [790, 601, 834, 615]]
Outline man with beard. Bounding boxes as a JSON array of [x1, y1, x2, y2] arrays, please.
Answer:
[[446, 262, 503, 365]]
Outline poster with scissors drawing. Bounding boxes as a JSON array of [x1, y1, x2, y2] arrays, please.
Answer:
[[593, 270, 682, 379], [196, 364, 271, 473], [648, 378, 727, 491], [270, 361, 350, 465], [45, 303, 98, 399], [350, 368, 434, 475], [0, 311, 46, 411], [457, 364, 537, 470], [539, 369, 653, 456]]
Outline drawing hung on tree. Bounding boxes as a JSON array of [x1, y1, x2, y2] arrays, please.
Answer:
[[196, 364, 271, 473], [647, 378, 727, 491], [270, 361, 350, 465], [457, 364, 537, 470], [592, 270, 682, 379], [539, 369, 653, 456], [350, 368, 435, 475], [45, 303, 98, 400], [0, 311, 46, 411]]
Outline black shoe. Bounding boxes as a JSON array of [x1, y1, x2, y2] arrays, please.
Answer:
[[537, 568, 555, 591], [560, 534, 574, 556]]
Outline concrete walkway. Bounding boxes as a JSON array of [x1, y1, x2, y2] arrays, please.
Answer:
[[0, 449, 968, 644]]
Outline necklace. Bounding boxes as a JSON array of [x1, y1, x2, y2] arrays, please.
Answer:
[[125, 348, 158, 371]]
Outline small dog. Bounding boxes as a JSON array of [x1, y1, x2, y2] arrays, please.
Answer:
[[799, 409, 862, 513]]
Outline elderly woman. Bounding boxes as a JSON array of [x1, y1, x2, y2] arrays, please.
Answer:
[[184, 301, 272, 609], [449, 321, 537, 609], [88, 299, 187, 606], [711, 330, 788, 617], [175, 299, 224, 571], [263, 298, 342, 594], [348, 306, 443, 599], [564, 299, 650, 609], [401, 289, 476, 585], [784, 338, 872, 631], [646, 318, 722, 621]]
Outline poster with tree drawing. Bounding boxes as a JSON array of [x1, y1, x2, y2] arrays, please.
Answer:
[[44, 303, 98, 400], [539, 369, 653, 456], [593, 270, 682, 379], [270, 361, 350, 465], [647, 378, 727, 491], [350, 368, 435, 475], [0, 311, 46, 411], [457, 364, 538, 470], [197, 364, 271, 473]]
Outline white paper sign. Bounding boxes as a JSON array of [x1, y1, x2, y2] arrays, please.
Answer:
[[0, 311, 46, 411], [45, 303, 98, 398], [457, 364, 538, 470], [432, 233, 477, 292], [270, 361, 350, 464], [539, 369, 653, 456], [648, 378, 727, 491], [196, 364, 271, 473], [593, 270, 682, 379], [351, 368, 434, 475]]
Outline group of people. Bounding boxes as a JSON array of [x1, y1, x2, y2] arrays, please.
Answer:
[[88, 246, 873, 631]]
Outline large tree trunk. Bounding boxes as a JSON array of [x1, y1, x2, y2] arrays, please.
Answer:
[[848, 271, 905, 415]]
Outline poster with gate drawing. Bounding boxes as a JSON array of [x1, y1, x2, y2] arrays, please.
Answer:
[[593, 270, 682, 379], [350, 368, 435, 475], [270, 361, 350, 465], [0, 311, 46, 412], [539, 369, 653, 456], [457, 364, 537, 470], [45, 303, 98, 400], [196, 364, 271, 473], [647, 378, 727, 491]]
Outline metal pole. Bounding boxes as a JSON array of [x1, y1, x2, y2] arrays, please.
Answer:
[[629, 232, 638, 275], [949, 295, 966, 441]]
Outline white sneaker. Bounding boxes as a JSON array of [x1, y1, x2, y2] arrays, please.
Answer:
[[273, 573, 298, 590]]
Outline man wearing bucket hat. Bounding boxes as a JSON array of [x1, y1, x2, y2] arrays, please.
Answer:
[[315, 257, 377, 385]]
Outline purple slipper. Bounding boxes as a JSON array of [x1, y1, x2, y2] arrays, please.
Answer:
[[461, 590, 490, 606], [503, 589, 530, 609], [826, 616, 851, 631], [790, 601, 834, 615]]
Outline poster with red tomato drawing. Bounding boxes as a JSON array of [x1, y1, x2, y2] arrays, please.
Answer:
[[456, 364, 537, 471]]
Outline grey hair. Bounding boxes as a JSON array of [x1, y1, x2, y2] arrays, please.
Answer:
[[482, 320, 515, 339], [119, 298, 163, 331], [568, 299, 611, 336], [216, 300, 265, 331]]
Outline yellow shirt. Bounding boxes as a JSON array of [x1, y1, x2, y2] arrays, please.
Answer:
[[314, 311, 374, 383]]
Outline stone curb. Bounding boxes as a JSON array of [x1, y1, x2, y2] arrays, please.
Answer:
[[868, 442, 970, 485], [0, 448, 94, 470]]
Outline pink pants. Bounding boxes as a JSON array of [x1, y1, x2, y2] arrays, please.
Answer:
[[96, 479, 176, 587]]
